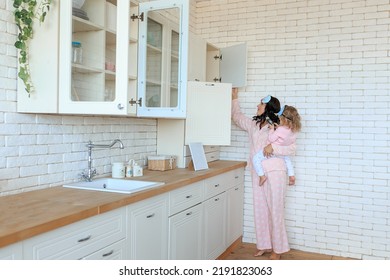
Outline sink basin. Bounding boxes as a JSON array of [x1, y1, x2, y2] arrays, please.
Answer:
[[63, 178, 164, 194]]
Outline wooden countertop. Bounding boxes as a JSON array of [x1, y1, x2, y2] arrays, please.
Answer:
[[0, 160, 246, 248]]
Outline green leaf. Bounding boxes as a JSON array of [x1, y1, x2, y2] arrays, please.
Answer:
[[13, 0, 22, 8], [14, 40, 23, 49]]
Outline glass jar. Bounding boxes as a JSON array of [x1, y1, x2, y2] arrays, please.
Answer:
[[72, 41, 83, 64]]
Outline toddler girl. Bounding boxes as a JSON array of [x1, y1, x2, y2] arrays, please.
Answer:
[[253, 105, 301, 186]]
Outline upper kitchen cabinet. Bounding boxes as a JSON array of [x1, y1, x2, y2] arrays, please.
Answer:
[[206, 43, 247, 87], [58, 0, 138, 115], [135, 0, 189, 118], [188, 35, 247, 87], [17, 0, 138, 115], [17, 0, 189, 118]]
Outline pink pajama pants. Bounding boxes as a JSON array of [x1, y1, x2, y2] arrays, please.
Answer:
[[251, 169, 290, 254]]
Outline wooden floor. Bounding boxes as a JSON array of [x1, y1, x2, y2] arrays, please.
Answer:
[[223, 242, 355, 260]]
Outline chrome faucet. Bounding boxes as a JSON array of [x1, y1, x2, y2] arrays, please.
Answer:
[[80, 139, 125, 182]]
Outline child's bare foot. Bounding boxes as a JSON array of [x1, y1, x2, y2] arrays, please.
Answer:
[[259, 176, 267, 186], [289, 176, 295, 185]]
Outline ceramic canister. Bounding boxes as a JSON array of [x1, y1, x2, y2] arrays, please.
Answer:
[[112, 162, 125, 178]]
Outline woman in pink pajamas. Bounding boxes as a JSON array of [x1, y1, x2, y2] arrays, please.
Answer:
[[231, 88, 296, 260]]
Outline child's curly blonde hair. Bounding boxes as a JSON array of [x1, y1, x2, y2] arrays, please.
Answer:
[[280, 105, 301, 133]]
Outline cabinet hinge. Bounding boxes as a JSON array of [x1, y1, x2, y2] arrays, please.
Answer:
[[214, 54, 222, 60], [131, 12, 144, 22], [129, 97, 142, 106]]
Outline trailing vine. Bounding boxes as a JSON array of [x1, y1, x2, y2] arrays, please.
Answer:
[[14, 0, 52, 96]]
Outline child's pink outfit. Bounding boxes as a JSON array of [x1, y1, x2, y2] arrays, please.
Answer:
[[253, 126, 296, 177]]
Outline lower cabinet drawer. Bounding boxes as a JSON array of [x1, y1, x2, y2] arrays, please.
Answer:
[[169, 181, 203, 216], [23, 207, 126, 260], [82, 239, 127, 260], [204, 172, 230, 200]]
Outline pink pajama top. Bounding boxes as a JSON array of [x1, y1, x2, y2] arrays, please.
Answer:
[[231, 99, 296, 173]]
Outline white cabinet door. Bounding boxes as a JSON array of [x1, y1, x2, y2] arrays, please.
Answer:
[[127, 195, 168, 260], [207, 43, 247, 88], [219, 43, 247, 87], [203, 192, 226, 260], [137, 0, 189, 118], [188, 33, 207, 82], [17, 0, 60, 114], [185, 81, 232, 145], [168, 203, 203, 260], [59, 0, 137, 115], [226, 184, 244, 246], [0, 243, 23, 260]]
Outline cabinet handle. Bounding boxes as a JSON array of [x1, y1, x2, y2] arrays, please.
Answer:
[[102, 250, 114, 258], [235, 187, 239, 191], [235, 176, 239, 179], [186, 195, 192, 199], [214, 184, 220, 188], [77, 235, 91, 243], [117, 103, 124, 110], [146, 213, 155, 218], [214, 198, 220, 202], [186, 211, 193, 216]]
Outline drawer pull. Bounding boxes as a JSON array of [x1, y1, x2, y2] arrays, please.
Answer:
[[186, 211, 193, 216], [235, 176, 239, 179], [214, 198, 220, 202], [146, 213, 155, 218], [235, 187, 239, 191], [102, 250, 114, 257], [78, 235, 91, 243], [214, 184, 220, 188], [186, 195, 192, 199]]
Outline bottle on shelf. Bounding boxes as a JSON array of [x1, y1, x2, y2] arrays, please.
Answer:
[[72, 41, 83, 64]]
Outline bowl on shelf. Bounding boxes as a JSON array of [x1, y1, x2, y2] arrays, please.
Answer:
[[72, 0, 85, 9]]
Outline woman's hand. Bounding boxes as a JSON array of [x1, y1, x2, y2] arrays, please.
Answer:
[[263, 144, 274, 157], [232, 88, 238, 100]]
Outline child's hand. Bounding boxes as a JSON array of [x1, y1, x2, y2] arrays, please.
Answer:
[[263, 144, 273, 157], [269, 123, 279, 130]]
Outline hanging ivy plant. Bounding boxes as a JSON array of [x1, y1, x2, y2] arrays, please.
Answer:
[[14, 0, 52, 96]]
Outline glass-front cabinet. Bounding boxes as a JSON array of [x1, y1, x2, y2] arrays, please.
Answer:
[[137, 0, 189, 118], [17, 0, 189, 118], [58, 0, 138, 115], [56, 0, 188, 117]]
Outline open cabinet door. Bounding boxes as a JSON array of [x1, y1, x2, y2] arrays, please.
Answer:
[[219, 43, 247, 88], [185, 81, 232, 145]]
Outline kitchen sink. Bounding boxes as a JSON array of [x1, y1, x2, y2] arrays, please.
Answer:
[[62, 178, 164, 194]]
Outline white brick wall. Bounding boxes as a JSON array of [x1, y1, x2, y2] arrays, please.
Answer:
[[0, 2, 157, 196], [195, 0, 390, 259]]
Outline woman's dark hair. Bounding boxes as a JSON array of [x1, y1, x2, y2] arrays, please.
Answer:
[[252, 96, 281, 129]]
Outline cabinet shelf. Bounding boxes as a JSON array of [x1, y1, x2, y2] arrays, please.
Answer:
[[73, 16, 104, 32], [147, 44, 162, 54], [106, 31, 116, 45], [72, 64, 103, 74], [129, 36, 138, 44], [105, 71, 116, 80], [146, 79, 161, 86]]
